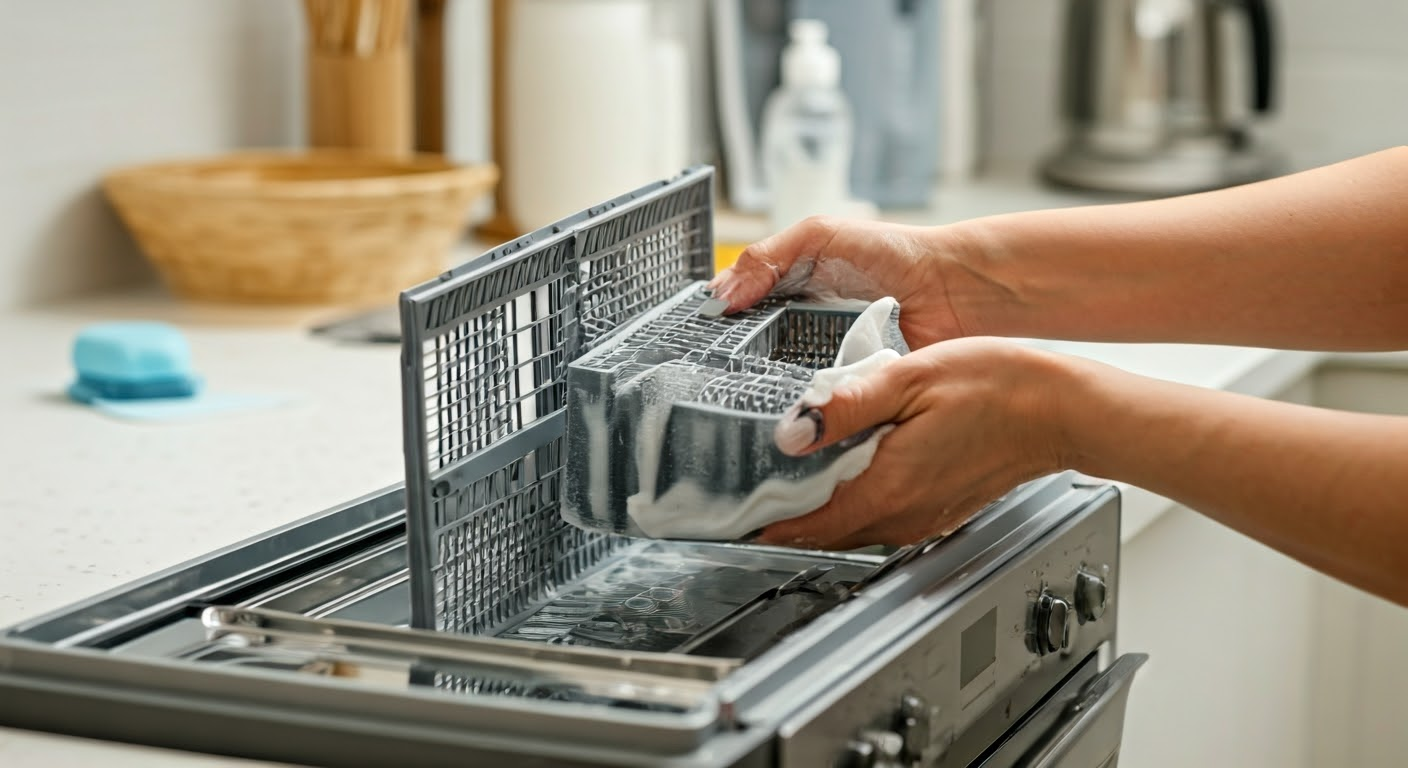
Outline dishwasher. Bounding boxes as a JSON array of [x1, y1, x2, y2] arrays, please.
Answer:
[[0, 166, 1145, 767]]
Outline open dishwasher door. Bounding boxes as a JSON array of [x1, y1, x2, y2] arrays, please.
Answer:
[[0, 473, 1135, 767]]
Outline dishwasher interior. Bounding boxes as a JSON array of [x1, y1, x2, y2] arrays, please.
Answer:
[[0, 167, 1145, 767]]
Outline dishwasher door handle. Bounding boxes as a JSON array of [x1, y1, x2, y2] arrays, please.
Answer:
[[1018, 653, 1149, 768]]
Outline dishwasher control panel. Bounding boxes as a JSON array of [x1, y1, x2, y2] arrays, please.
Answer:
[[777, 492, 1121, 768]]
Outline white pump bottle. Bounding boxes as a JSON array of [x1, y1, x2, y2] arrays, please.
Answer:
[[761, 19, 855, 235]]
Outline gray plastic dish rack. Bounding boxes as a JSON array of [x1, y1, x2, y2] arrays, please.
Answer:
[[562, 283, 907, 538], [398, 168, 715, 632]]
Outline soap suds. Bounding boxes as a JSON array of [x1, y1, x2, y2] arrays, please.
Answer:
[[627, 424, 892, 539], [580, 403, 610, 520], [774, 257, 885, 307]]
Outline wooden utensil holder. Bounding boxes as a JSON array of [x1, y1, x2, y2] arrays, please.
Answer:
[[308, 47, 413, 156]]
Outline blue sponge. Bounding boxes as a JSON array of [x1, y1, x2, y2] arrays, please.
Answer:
[[68, 322, 202, 404]]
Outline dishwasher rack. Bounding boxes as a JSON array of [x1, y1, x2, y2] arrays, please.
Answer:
[[398, 167, 714, 633], [560, 284, 908, 538]]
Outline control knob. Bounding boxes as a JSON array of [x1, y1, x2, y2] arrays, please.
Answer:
[[1075, 569, 1108, 622], [896, 694, 931, 763], [1028, 590, 1071, 656], [843, 729, 904, 768]]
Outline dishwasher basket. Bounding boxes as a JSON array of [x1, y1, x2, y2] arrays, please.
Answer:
[[398, 168, 715, 632], [562, 283, 907, 539]]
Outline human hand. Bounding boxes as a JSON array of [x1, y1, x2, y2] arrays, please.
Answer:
[[758, 338, 1077, 549], [708, 216, 971, 348]]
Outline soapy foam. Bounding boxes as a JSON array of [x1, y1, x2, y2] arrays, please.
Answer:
[[774, 256, 885, 307], [627, 425, 892, 539], [580, 403, 611, 523]]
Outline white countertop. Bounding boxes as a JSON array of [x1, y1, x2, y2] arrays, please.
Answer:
[[0, 292, 406, 767], [1, 172, 1398, 766], [0, 292, 407, 628]]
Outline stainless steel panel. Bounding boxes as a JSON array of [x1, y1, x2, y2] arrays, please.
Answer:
[[976, 653, 1148, 768], [0, 643, 743, 767], [775, 492, 1122, 767]]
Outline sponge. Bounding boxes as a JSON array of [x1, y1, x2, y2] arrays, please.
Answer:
[[67, 322, 201, 404]]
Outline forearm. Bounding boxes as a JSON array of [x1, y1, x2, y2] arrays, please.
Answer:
[[1058, 356, 1408, 605], [943, 147, 1408, 350]]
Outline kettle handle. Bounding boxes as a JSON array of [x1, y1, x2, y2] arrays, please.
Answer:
[[1239, 0, 1276, 114]]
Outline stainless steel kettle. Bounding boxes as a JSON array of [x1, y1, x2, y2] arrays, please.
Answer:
[[1042, 0, 1279, 195]]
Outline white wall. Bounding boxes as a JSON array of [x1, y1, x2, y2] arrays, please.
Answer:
[[446, 0, 491, 169], [1120, 507, 1319, 767], [0, 1, 702, 309], [0, 0, 302, 309], [981, 0, 1408, 172]]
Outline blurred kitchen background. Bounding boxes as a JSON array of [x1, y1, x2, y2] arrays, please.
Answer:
[[4, 0, 1406, 311], [3, 2, 1408, 766]]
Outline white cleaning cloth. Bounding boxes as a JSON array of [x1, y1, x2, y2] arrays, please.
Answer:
[[626, 297, 903, 539]]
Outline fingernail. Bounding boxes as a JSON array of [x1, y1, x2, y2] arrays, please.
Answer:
[[697, 297, 729, 318], [775, 405, 824, 456]]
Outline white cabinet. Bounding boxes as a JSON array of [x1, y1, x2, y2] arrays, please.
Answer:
[[1120, 506, 1321, 768], [1117, 368, 1408, 767], [1117, 378, 1321, 768], [1305, 367, 1408, 768]]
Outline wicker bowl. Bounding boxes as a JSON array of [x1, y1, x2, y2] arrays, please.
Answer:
[[104, 151, 498, 304]]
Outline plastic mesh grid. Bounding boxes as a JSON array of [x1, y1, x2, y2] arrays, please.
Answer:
[[421, 272, 571, 470], [579, 216, 710, 343], [428, 436, 619, 634], [746, 309, 858, 368], [694, 371, 810, 415], [573, 291, 791, 374], [570, 288, 855, 416], [400, 168, 714, 633]]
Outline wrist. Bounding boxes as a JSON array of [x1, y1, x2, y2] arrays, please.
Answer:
[[1020, 347, 1114, 477], [929, 217, 1030, 339], [1037, 350, 1138, 480], [976, 343, 1093, 479]]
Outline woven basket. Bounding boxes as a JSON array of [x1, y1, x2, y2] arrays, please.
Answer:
[[104, 151, 498, 304]]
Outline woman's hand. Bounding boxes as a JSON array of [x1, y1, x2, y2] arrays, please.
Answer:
[[708, 216, 974, 348], [756, 338, 1077, 550]]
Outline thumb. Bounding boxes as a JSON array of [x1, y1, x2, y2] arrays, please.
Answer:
[[707, 216, 838, 313], [774, 356, 913, 457]]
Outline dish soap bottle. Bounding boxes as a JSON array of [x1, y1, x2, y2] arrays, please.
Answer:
[[761, 19, 854, 234]]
